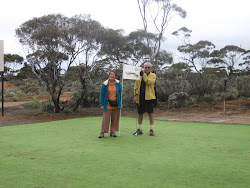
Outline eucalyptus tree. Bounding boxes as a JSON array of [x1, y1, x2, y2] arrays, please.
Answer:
[[175, 40, 216, 97], [167, 62, 192, 78], [16, 62, 37, 80], [177, 40, 216, 77], [157, 50, 173, 71], [172, 27, 192, 45], [64, 15, 105, 111], [94, 28, 129, 70], [171, 27, 192, 90], [16, 14, 104, 112], [126, 30, 153, 66], [210, 45, 247, 76], [160, 62, 192, 95], [125, 29, 173, 72], [4, 54, 23, 75], [171, 27, 192, 71], [137, 0, 186, 71], [25, 50, 68, 112], [240, 50, 250, 71]]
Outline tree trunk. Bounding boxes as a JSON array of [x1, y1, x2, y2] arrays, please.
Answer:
[[73, 76, 87, 111], [73, 92, 85, 111]]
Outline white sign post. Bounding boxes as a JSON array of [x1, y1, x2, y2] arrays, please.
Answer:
[[118, 64, 141, 136], [0, 40, 4, 116], [223, 66, 229, 114], [0, 40, 3, 72]]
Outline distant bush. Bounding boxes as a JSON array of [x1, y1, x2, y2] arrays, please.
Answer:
[[202, 92, 223, 102], [12, 96, 19, 102], [63, 107, 73, 114], [8, 79, 25, 87], [157, 77, 190, 102], [122, 80, 135, 108], [25, 98, 42, 109], [202, 94, 213, 102], [69, 79, 101, 109], [42, 99, 55, 112], [226, 87, 239, 100], [4, 87, 24, 98], [20, 78, 40, 95], [231, 75, 250, 98], [168, 92, 189, 109]]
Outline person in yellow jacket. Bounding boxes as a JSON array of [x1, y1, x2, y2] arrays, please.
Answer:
[[133, 62, 156, 136]]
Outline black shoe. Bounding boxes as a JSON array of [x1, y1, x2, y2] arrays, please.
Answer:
[[110, 132, 117, 137], [99, 132, 104, 138]]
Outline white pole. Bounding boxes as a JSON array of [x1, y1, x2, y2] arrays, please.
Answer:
[[0, 40, 4, 72], [224, 99, 226, 114], [0, 40, 4, 117], [119, 76, 124, 136]]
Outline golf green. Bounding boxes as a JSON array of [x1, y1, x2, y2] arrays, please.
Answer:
[[1, 117, 249, 187]]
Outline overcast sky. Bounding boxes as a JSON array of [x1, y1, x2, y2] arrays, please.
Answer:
[[1, 0, 250, 57]]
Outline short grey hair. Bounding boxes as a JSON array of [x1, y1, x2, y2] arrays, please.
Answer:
[[144, 62, 152, 67]]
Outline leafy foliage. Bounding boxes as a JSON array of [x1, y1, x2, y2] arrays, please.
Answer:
[[20, 78, 40, 95], [16, 14, 104, 112], [168, 92, 189, 109], [230, 75, 250, 98], [7, 12, 249, 114], [210, 45, 247, 76], [25, 98, 42, 109]]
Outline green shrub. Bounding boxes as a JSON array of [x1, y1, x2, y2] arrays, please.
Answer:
[[122, 80, 135, 108], [231, 75, 250, 98], [42, 99, 55, 112], [26, 98, 42, 109], [63, 107, 73, 114], [226, 87, 239, 100], [8, 79, 25, 87], [12, 96, 19, 102], [5, 88, 24, 98], [20, 78, 40, 94], [168, 92, 189, 109], [213, 92, 223, 102], [157, 76, 190, 102], [190, 96, 198, 104], [69, 79, 101, 109], [202, 92, 223, 102]]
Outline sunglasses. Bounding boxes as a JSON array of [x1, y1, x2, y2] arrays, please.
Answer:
[[145, 67, 151, 69]]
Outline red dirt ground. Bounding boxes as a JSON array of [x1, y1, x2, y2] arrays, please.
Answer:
[[3, 82, 16, 90], [1, 98, 249, 126], [1, 83, 250, 126], [123, 99, 250, 124]]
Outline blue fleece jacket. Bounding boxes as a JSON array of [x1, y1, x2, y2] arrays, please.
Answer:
[[99, 79, 122, 111]]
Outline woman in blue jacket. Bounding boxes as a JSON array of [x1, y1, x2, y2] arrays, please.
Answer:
[[99, 70, 122, 138]]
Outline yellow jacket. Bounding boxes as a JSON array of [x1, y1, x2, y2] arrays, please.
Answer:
[[134, 72, 156, 104]]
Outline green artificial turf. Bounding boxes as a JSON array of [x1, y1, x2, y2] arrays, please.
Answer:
[[1, 117, 249, 188]]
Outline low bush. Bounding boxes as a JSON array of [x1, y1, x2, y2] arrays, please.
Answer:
[[168, 92, 189, 109], [4, 88, 24, 98], [26, 98, 42, 109], [202, 92, 223, 102], [63, 107, 73, 114], [42, 99, 55, 112], [20, 78, 40, 94], [226, 87, 239, 100], [122, 80, 135, 108], [231, 75, 250, 98], [12, 96, 19, 102]]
